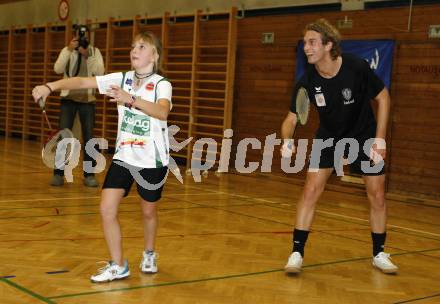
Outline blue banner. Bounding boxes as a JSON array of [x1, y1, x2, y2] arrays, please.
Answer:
[[296, 40, 395, 88]]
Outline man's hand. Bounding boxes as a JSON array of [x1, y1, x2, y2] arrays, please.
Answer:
[[78, 46, 89, 58], [370, 138, 386, 164], [68, 37, 79, 51], [281, 139, 295, 158]]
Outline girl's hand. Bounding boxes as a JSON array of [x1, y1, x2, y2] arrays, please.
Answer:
[[32, 84, 52, 108], [107, 85, 133, 106]]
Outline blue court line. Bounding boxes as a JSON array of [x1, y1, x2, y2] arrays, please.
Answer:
[[1, 275, 16, 279], [46, 270, 69, 275], [47, 247, 440, 300], [0, 278, 56, 304]]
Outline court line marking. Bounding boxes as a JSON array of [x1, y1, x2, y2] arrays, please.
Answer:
[[3, 178, 436, 236], [222, 172, 440, 209], [238, 194, 440, 231], [0, 192, 215, 204], [47, 247, 440, 300], [0, 194, 221, 211], [170, 194, 440, 259], [1, 188, 438, 247], [2, 182, 438, 263], [46, 270, 69, 275], [0, 278, 55, 304], [0, 178, 438, 301], [315, 212, 440, 244], [248, 199, 440, 244], [0, 201, 268, 221], [190, 185, 440, 239], [170, 185, 440, 245], [316, 210, 440, 238], [394, 292, 440, 304], [0, 230, 295, 244], [160, 182, 440, 243], [185, 199, 440, 254]]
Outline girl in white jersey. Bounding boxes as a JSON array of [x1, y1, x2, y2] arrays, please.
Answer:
[[32, 32, 172, 283]]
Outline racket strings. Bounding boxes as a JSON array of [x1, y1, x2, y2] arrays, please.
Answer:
[[296, 88, 310, 125], [42, 129, 74, 168]]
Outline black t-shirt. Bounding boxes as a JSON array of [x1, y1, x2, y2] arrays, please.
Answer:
[[290, 53, 384, 140]]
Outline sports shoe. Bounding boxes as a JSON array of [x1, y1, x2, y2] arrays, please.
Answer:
[[372, 252, 398, 274], [140, 251, 158, 274], [83, 175, 99, 187], [50, 175, 64, 186], [90, 260, 130, 283], [284, 252, 303, 274]]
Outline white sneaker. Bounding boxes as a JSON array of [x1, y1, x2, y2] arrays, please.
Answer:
[[140, 251, 158, 274], [284, 252, 303, 273], [90, 260, 130, 283], [372, 252, 398, 274]]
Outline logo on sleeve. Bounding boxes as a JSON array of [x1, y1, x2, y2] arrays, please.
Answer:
[[342, 88, 354, 105]]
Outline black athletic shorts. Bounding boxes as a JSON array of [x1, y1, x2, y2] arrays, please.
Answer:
[[103, 160, 168, 202], [308, 137, 385, 176]]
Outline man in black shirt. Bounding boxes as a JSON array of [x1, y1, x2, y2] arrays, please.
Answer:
[[280, 19, 398, 274]]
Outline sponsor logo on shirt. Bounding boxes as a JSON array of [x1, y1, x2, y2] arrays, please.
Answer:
[[146, 82, 155, 91], [119, 138, 147, 149], [315, 93, 326, 107], [121, 110, 150, 136], [342, 88, 354, 105], [125, 78, 133, 85]]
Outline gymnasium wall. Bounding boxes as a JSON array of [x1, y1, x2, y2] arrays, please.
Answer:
[[0, 1, 399, 29], [233, 3, 440, 198], [0, 0, 338, 29]]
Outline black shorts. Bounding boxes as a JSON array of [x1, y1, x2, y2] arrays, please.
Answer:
[[308, 137, 385, 176], [103, 160, 168, 202]]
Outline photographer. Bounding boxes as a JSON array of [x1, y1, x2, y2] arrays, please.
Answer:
[[52, 25, 105, 187]]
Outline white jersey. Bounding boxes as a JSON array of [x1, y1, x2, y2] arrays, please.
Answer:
[[96, 71, 172, 168]]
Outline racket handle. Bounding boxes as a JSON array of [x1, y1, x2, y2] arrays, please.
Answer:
[[37, 97, 45, 110], [43, 111, 53, 131]]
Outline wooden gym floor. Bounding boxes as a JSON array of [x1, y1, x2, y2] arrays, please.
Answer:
[[0, 137, 439, 304]]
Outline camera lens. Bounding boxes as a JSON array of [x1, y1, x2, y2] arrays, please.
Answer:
[[75, 25, 89, 49]]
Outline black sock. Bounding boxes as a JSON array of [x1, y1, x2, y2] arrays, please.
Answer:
[[292, 229, 309, 257], [371, 232, 386, 256]]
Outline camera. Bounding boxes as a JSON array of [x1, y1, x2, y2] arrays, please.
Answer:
[[75, 25, 89, 50]]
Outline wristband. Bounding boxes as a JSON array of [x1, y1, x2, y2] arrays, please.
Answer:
[[43, 84, 53, 93], [125, 95, 136, 109]]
